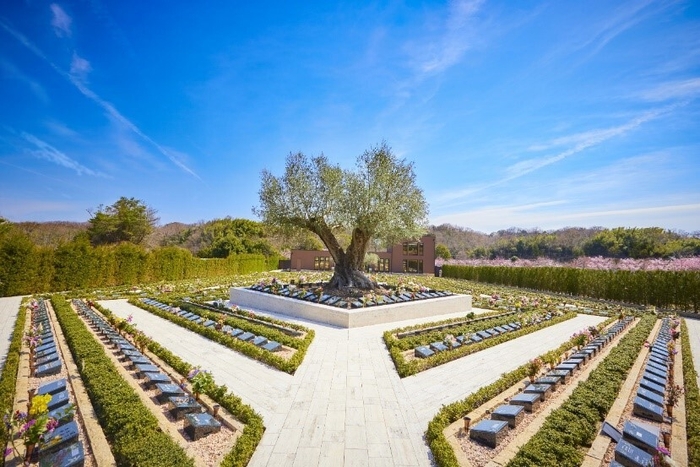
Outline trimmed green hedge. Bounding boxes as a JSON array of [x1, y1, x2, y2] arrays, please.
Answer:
[[442, 265, 700, 312], [128, 299, 315, 374], [0, 298, 27, 446], [507, 314, 655, 467], [385, 311, 576, 377], [51, 297, 195, 466], [0, 237, 279, 296], [91, 301, 265, 467], [425, 316, 616, 467], [681, 319, 700, 465]]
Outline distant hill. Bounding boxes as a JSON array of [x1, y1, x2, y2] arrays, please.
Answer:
[[6, 219, 698, 261], [14, 221, 89, 247]]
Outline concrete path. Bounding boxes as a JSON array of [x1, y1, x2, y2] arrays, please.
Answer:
[[684, 316, 700, 389], [102, 299, 605, 466], [0, 296, 23, 372]]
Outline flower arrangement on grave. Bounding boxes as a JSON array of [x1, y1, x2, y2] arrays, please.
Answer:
[[23, 325, 43, 355], [188, 367, 215, 400], [571, 329, 590, 349], [132, 330, 151, 352], [526, 358, 543, 382], [667, 384, 684, 409], [542, 351, 559, 370], [656, 445, 672, 467], [3, 394, 70, 463]]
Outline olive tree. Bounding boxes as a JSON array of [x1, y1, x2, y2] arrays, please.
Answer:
[[254, 142, 428, 290]]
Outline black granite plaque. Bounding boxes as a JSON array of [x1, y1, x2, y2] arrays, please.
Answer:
[[38, 441, 84, 467], [614, 439, 653, 467], [622, 420, 658, 455], [37, 378, 67, 396], [632, 396, 664, 422]]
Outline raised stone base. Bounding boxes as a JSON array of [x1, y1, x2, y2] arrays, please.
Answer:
[[229, 287, 472, 328]]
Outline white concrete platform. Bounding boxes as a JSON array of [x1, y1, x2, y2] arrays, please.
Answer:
[[229, 287, 472, 328]]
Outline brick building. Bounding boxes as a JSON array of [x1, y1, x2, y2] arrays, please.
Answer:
[[289, 235, 435, 275]]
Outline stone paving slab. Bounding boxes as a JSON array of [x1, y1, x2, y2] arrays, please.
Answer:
[[0, 296, 23, 372], [101, 299, 606, 466]]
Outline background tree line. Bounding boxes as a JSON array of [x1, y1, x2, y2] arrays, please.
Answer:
[[432, 224, 700, 261], [0, 198, 279, 296]]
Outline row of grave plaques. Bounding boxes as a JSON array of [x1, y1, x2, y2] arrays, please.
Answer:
[[28, 300, 85, 467], [468, 317, 634, 450], [607, 317, 674, 467], [248, 283, 452, 308], [415, 321, 525, 359], [141, 298, 282, 352], [32, 300, 63, 378], [73, 300, 222, 441]]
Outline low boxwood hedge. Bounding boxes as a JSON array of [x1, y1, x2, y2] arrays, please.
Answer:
[[425, 316, 617, 467], [129, 298, 314, 374], [386, 311, 576, 377], [507, 314, 655, 467], [91, 301, 265, 467], [51, 297, 195, 466], [681, 318, 699, 465]]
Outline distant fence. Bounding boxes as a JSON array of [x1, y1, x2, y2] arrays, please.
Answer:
[[442, 265, 700, 312]]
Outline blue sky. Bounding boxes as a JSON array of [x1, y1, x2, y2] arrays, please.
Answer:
[[1, 1, 699, 233]]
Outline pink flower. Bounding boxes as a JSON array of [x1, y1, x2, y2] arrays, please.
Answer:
[[4, 447, 12, 458], [46, 418, 59, 432], [657, 445, 671, 456]]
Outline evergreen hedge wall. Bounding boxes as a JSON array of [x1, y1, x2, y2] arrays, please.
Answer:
[[442, 265, 700, 312], [0, 240, 278, 296]]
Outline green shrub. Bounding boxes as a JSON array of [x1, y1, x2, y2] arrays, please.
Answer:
[[442, 265, 700, 312], [681, 319, 700, 466], [386, 311, 576, 377], [51, 297, 194, 466], [90, 301, 265, 467], [425, 316, 619, 467], [128, 298, 314, 374], [506, 314, 655, 467]]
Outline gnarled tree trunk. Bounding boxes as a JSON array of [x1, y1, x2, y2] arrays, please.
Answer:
[[312, 223, 377, 290]]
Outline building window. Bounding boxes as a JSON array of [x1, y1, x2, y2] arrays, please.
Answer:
[[402, 259, 423, 273], [402, 242, 424, 256], [378, 258, 390, 272], [314, 256, 332, 270]]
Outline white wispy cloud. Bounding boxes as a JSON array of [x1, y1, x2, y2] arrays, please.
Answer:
[[540, 0, 674, 68], [640, 78, 700, 102], [418, 0, 484, 73], [0, 59, 49, 104], [434, 106, 676, 207], [50, 4, 72, 37], [412, 0, 484, 75], [70, 52, 92, 83], [20, 132, 106, 177], [0, 19, 200, 179]]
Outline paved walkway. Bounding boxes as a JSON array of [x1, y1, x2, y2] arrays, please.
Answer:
[[684, 316, 700, 389], [102, 299, 605, 466], [0, 296, 23, 372]]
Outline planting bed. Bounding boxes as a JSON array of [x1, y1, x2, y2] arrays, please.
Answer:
[[130, 296, 315, 374]]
